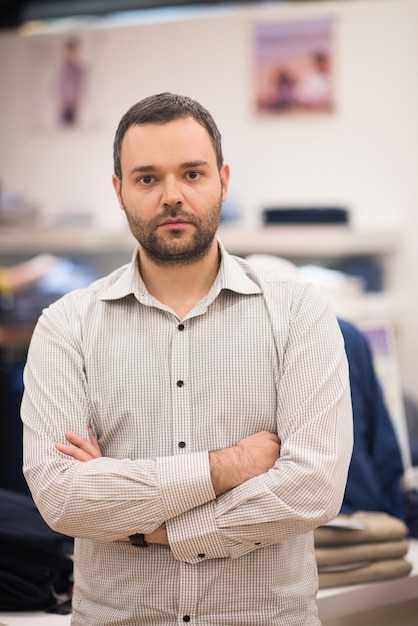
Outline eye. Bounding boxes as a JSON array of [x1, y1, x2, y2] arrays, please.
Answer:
[[137, 175, 155, 185], [185, 171, 201, 181]]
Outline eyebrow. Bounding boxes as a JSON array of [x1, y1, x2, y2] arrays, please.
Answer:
[[129, 160, 210, 176], [181, 160, 210, 169]]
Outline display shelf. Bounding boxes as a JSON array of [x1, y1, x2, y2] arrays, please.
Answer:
[[0, 224, 400, 257], [317, 539, 418, 622], [0, 226, 137, 255], [217, 225, 401, 258], [0, 223, 401, 324]]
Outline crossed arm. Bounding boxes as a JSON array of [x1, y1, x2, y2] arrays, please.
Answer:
[[24, 280, 352, 556], [56, 429, 281, 546]]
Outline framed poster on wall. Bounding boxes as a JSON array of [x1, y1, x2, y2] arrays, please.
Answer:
[[25, 31, 103, 130], [254, 17, 335, 115]]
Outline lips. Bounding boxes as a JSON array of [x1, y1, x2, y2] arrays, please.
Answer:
[[159, 219, 190, 227]]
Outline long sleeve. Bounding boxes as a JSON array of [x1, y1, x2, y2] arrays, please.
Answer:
[[167, 282, 353, 562], [22, 299, 216, 541]]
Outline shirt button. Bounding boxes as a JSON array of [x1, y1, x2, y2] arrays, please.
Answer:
[[178, 323, 185, 331], [177, 380, 184, 387], [183, 617, 190, 623], [198, 553, 205, 558], [178, 441, 186, 449]]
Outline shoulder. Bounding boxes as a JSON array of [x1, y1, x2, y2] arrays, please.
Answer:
[[231, 254, 335, 332]]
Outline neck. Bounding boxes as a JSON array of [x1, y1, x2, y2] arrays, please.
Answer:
[[137, 239, 220, 319]]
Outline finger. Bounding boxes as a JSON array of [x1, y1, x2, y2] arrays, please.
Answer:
[[65, 431, 91, 446], [65, 431, 100, 457], [56, 442, 95, 462]]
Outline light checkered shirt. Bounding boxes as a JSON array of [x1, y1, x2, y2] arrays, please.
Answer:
[[22, 241, 353, 625]]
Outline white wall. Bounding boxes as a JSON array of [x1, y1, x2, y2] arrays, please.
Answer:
[[1, 0, 418, 400]]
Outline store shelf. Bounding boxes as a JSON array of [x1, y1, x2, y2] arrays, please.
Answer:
[[0, 224, 400, 257], [0, 226, 137, 255], [0, 224, 401, 324], [217, 224, 401, 258], [317, 539, 418, 622]]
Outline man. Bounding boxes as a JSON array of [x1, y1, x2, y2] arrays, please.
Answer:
[[22, 92, 353, 625]]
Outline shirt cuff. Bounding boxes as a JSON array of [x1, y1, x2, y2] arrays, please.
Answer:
[[166, 500, 229, 563], [156, 451, 215, 520]]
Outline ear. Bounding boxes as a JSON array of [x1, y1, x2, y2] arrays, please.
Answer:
[[112, 174, 124, 211], [220, 163, 230, 202]]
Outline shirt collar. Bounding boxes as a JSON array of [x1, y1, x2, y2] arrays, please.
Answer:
[[99, 239, 262, 303], [211, 240, 261, 297]]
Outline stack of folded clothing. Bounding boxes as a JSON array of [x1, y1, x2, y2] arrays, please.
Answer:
[[314, 511, 412, 589]]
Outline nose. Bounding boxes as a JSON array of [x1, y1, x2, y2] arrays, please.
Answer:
[[161, 177, 184, 208]]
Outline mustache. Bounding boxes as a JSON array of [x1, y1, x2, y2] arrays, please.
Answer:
[[153, 207, 199, 226]]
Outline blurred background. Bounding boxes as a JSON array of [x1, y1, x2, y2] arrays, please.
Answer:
[[1, 3, 418, 624]]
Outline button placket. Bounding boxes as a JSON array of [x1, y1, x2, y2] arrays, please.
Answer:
[[171, 319, 190, 454], [178, 561, 198, 626]]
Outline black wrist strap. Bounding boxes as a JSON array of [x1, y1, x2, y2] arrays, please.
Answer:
[[128, 533, 149, 547]]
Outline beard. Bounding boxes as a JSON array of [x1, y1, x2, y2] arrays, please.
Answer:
[[121, 195, 222, 267]]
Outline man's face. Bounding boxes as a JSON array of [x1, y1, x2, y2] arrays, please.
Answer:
[[113, 117, 230, 266]]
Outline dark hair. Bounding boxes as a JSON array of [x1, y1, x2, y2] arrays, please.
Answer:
[[113, 92, 223, 180]]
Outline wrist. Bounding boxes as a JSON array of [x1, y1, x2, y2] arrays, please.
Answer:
[[143, 523, 169, 545], [209, 446, 242, 495]]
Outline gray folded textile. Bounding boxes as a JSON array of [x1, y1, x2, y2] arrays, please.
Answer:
[[315, 539, 409, 567], [314, 511, 408, 546], [318, 561, 372, 573], [318, 557, 413, 588]]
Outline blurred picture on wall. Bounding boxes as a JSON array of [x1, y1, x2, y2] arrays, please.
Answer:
[[254, 17, 334, 115], [25, 32, 103, 129]]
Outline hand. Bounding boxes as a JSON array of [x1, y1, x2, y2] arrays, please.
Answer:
[[210, 430, 281, 496], [235, 431, 281, 479], [56, 427, 102, 461], [55, 429, 168, 545]]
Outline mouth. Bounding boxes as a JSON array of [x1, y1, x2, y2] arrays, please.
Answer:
[[159, 219, 191, 229]]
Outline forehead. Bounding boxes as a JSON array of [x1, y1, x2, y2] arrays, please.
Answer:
[[120, 117, 216, 169]]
